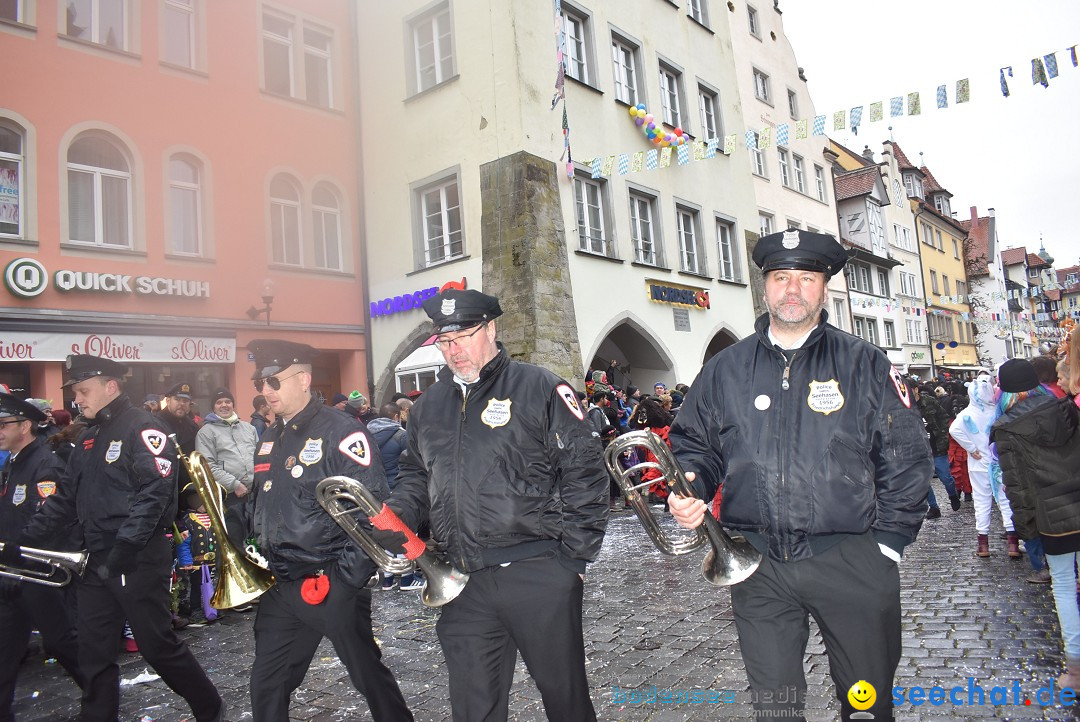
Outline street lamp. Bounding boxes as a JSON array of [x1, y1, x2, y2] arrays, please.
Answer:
[[246, 278, 275, 326]]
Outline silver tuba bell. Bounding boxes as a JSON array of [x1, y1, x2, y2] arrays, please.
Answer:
[[316, 476, 469, 608], [603, 430, 761, 586], [0, 542, 88, 587]]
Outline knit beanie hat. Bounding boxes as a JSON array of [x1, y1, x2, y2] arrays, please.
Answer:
[[347, 391, 366, 408], [331, 393, 349, 405], [997, 358, 1039, 393]]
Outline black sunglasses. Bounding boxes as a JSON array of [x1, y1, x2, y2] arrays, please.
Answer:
[[253, 370, 304, 392]]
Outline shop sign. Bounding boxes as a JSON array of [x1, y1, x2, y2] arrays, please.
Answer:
[[4, 257, 210, 299], [647, 280, 710, 310], [910, 351, 927, 362], [0, 330, 235, 363], [370, 277, 467, 319]]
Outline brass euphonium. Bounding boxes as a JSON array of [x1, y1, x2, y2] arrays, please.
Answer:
[[169, 435, 275, 608], [603, 430, 761, 586], [316, 476, 469, 608], [0, 542, 88, 587]]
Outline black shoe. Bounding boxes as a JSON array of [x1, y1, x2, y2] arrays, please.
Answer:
[[964, 492, 973, 502], [950, 495, 961, 511], [925, 507, 942, 520]]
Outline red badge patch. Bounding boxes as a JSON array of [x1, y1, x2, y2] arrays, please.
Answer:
[[339, 431, 371, 467], [889, 366, 911, 409], [155, 457, 174, 477], [141, 429, 168, 455], [36, 481, 57, 498]]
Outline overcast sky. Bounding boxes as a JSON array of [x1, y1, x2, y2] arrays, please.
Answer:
[[781, 0, 1079, 270]]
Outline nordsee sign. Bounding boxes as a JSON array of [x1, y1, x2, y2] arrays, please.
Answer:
[[370, 277, 467, 319], [3, 257, 210, 299], [646, 280, 710, 310]]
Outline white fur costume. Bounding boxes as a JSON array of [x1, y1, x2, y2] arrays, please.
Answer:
[[949, 375, 1014, 535]]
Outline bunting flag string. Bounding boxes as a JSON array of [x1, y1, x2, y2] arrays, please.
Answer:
[[576, 39, 1075, 180], [551, 0, 572, 178]]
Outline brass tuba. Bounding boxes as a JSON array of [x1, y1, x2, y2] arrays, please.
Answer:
[[603, 430, 761, 586], [0, 542, 88, 587], [169, 435, 275, 608], [316, 476, 469, 608]]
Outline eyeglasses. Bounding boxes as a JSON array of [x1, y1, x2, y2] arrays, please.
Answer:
[[253, 370, 304, 392], [0, 418, 26, 428], [434, 324, 486, 351]]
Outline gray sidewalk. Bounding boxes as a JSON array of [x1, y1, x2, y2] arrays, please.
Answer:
[[12, 500, 1077, 720]]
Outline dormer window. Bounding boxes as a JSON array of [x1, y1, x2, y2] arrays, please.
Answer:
[[933, 194, 951, 216], [902, 172, 923, 199]]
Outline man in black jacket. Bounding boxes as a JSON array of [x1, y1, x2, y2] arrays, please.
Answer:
[[241, 340, 413, 722], [668, 229, 931, 722], [0, 393, 83, 719], [912, 384, 961, 519], [155, 382, 199, 508], [390, 289, 609, 722], [16, 355, 223, 722]]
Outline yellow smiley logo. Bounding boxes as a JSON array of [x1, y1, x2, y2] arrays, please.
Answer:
[[847, 680, 876, 711]]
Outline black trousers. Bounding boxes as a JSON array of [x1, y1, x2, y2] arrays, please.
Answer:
[[730, 533, 902, 722], [0, 582, 83, 722], [249, 565, 413, 722], [79, 534, 221, 722], [436, 554, 596, 722]]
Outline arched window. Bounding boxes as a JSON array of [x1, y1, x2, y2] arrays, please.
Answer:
[[312, 182, 342, 271], [0, 122, 25, 238], [67, 133, 132, 248], [269, 174, 301, 266], [169, 155, 202, 255]]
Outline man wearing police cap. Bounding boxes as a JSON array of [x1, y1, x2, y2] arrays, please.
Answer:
[[389, 288, 609, 721], [17, 355, 224, 721], [667, 229, 931, 721], [155, 381, 199, 508], [238, 339, 413, 721], [0, 393, 83, 719]]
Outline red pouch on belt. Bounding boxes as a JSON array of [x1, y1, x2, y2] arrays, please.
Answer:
[[300, 571, 329, 605]]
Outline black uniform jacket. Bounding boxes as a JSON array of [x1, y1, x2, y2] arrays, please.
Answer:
[[24, 395, 178, 554], [669, 313, 931, 563], [243, 396, 390, 585], [391, 345, 609, 575], [1, 435, 81, 551]]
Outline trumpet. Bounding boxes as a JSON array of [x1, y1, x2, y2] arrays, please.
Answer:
[[316, 476, 469, 608], [603, 430, 761, 586], [0, 542, 88, 587], [170, 435, 275, 608]]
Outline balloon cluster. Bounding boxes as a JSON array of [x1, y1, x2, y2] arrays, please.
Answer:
[[627, 103, 689, 147]]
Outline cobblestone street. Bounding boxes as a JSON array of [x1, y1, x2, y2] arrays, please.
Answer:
[[13, 499, 1079, 721]]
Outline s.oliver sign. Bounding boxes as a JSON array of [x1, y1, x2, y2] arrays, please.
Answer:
[[0, 331, 235, 363]]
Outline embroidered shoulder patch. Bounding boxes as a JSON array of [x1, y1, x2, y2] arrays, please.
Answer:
[[36, 481, 57, 498], [155, 457, 173, 477], [141, 429, 167, 455], [556, 384, 584, 421], [889, 366, 911, 409], [807, 379, 844, 416], [258, 441, 274, 456], [339, 431, 372, 467]]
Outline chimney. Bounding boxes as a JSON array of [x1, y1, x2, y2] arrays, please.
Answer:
[[970, 206, 978, 225], [861, 145, 874, 161]]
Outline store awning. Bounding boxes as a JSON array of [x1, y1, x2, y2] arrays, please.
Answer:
[[395, 336, 444, 373]]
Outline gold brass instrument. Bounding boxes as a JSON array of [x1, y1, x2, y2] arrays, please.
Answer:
[[0, 542, 88, 587], [603, 430, 761, 586], [169, 434, 275, 608], [316, 476, 469, 608]]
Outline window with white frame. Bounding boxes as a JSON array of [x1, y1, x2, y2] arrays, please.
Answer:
[[269, 174, 302, 266], [877, 269, 889, 297], [312, 182, 343, 271], [846, 261, 872, 293], [659, 63, 683, 128], [853, 316, 865, 340], [793, 154, 806, 193], [866, 318, 878, 346], [832, 298, 845, 331], [629, 191, 659, 265], [814, 165, 827, 202], [0, 122, 24, 238], [677, 205, 705, 275], [1, 1, 22, 22], [67, 134, 132, 249], [66, 0, 128, 50], [687, 0, 707, 26], [419, 176, 463, 266], [787, 89, 798, 119], [919, 221, 934, 247], [716, 218, 740, 282], [758, 212, 773, 237], [161, 0, 196, 69], [168, 155, 202, 256], [561, 6, 590, 84], [942, 275, 950, 296], [263, 13, 336, 108], [903, 172, 923, 199], [929, 269, 939, 294], [752, 68, 770, 103], [884, 320, 896, 347], [410, 3, 454, 94], [698, 86, 719, 139], [574, 173, 611, 257], [786, 219, 800, 232], [611, 35, 641, 105], [905, 319, 924, 344], [899, 270, 919, 297], [952, 237, 959, 259], [934, 194, 951, 216], [750, 145, 766, 177], [747, 4, 759, 37], [778, 148, 790, 187]]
